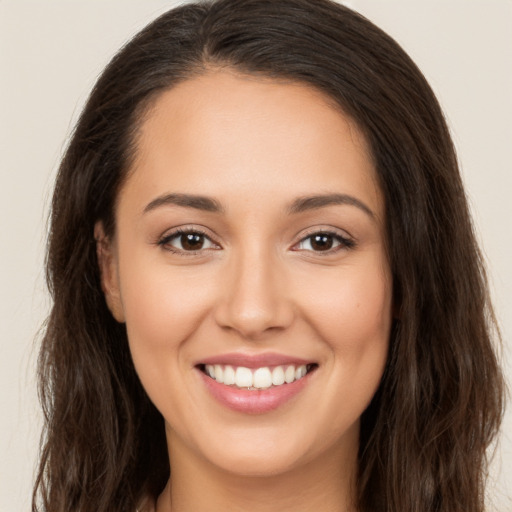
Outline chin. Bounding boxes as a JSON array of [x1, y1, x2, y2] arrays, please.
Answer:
[[210, 449, 307, 478], [194, 425, 337, 479]]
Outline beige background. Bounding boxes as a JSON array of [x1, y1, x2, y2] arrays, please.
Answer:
[[1, 1, 511, 510]]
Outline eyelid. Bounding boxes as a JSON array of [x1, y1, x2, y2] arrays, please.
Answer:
[[291, 227, 356, 253], [157, 225, 221, 254], [155, 224, 355, 256]]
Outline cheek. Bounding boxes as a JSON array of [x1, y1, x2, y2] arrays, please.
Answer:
[[297, 257, 392, 396], [300, 259, 392, 344], [118, 257, 216, 375]]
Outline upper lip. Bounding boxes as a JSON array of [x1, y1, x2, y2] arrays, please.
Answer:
[[196, 352, 314, 369]]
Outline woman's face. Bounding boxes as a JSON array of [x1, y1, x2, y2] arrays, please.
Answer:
[[99, 70, 393, 477]]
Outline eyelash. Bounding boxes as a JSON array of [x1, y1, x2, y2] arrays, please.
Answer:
[[157, 228, 356, 255], [157, 227, 217, 255], [293, 230, 356, 254]]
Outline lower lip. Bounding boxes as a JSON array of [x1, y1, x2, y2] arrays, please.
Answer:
[[198, 369, 313, 414]]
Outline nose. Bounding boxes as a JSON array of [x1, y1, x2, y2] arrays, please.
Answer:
[[213, 246, 295, 340]]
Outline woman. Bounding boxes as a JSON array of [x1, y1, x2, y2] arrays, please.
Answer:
[[33, 0, 505, 511]]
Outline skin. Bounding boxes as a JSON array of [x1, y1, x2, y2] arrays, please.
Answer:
[[96, 70, 393, 512]]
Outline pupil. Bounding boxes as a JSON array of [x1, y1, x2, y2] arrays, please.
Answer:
[[311, 234, 333, 251], [181, 233, 204, 250]]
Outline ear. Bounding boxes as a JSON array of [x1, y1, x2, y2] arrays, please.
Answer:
[[94, 221, 125, 323]]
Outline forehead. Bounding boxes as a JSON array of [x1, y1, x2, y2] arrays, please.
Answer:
[[124, 70, 383, 218]]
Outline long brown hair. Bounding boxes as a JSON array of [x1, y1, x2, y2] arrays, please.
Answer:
[[33, 1, 505, 511]]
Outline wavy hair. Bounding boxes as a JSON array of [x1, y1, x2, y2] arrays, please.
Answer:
[[33, 1, 505, 511]]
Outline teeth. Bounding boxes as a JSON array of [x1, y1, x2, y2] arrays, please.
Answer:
[[223, 365, 235, 385], [214, 365, 223, 382], [284, 365, 295, 384], [295, 365, 307, 380], [235, 367, 253, 387], [272, 366, 285, 386], [253, 367, 272, 389], [204, 363, 311, 389]]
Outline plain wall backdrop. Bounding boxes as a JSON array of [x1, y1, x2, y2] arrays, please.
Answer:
[[1, 1, 511, 510]]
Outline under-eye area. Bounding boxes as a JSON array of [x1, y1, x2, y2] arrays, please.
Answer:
[[197, 363, 319, 390]]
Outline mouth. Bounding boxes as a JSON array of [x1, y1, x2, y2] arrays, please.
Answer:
[[195, 355, 318, 414], [197, 362, 318, 390]]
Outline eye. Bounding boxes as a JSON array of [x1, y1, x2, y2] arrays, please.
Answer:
[[295, 231, 354, 253], [158, 229, 219, 253]]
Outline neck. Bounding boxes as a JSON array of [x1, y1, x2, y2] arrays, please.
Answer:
[[156, 430, 359, 512]]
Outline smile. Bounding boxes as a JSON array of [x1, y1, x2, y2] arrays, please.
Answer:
[[202, 363, 313, 389], [196, 354, 318, 414]]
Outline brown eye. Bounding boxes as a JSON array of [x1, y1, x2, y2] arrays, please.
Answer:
[[180, 232, 205, 250], [159, 230, 218, 253], [295, 231, 354, 253], [310, 234, 334, 251]]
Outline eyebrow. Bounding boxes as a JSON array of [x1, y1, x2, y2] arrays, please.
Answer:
[[143, 192, 374, 219], [143, 193, 224, 214], [287, 193, 375, 218]]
